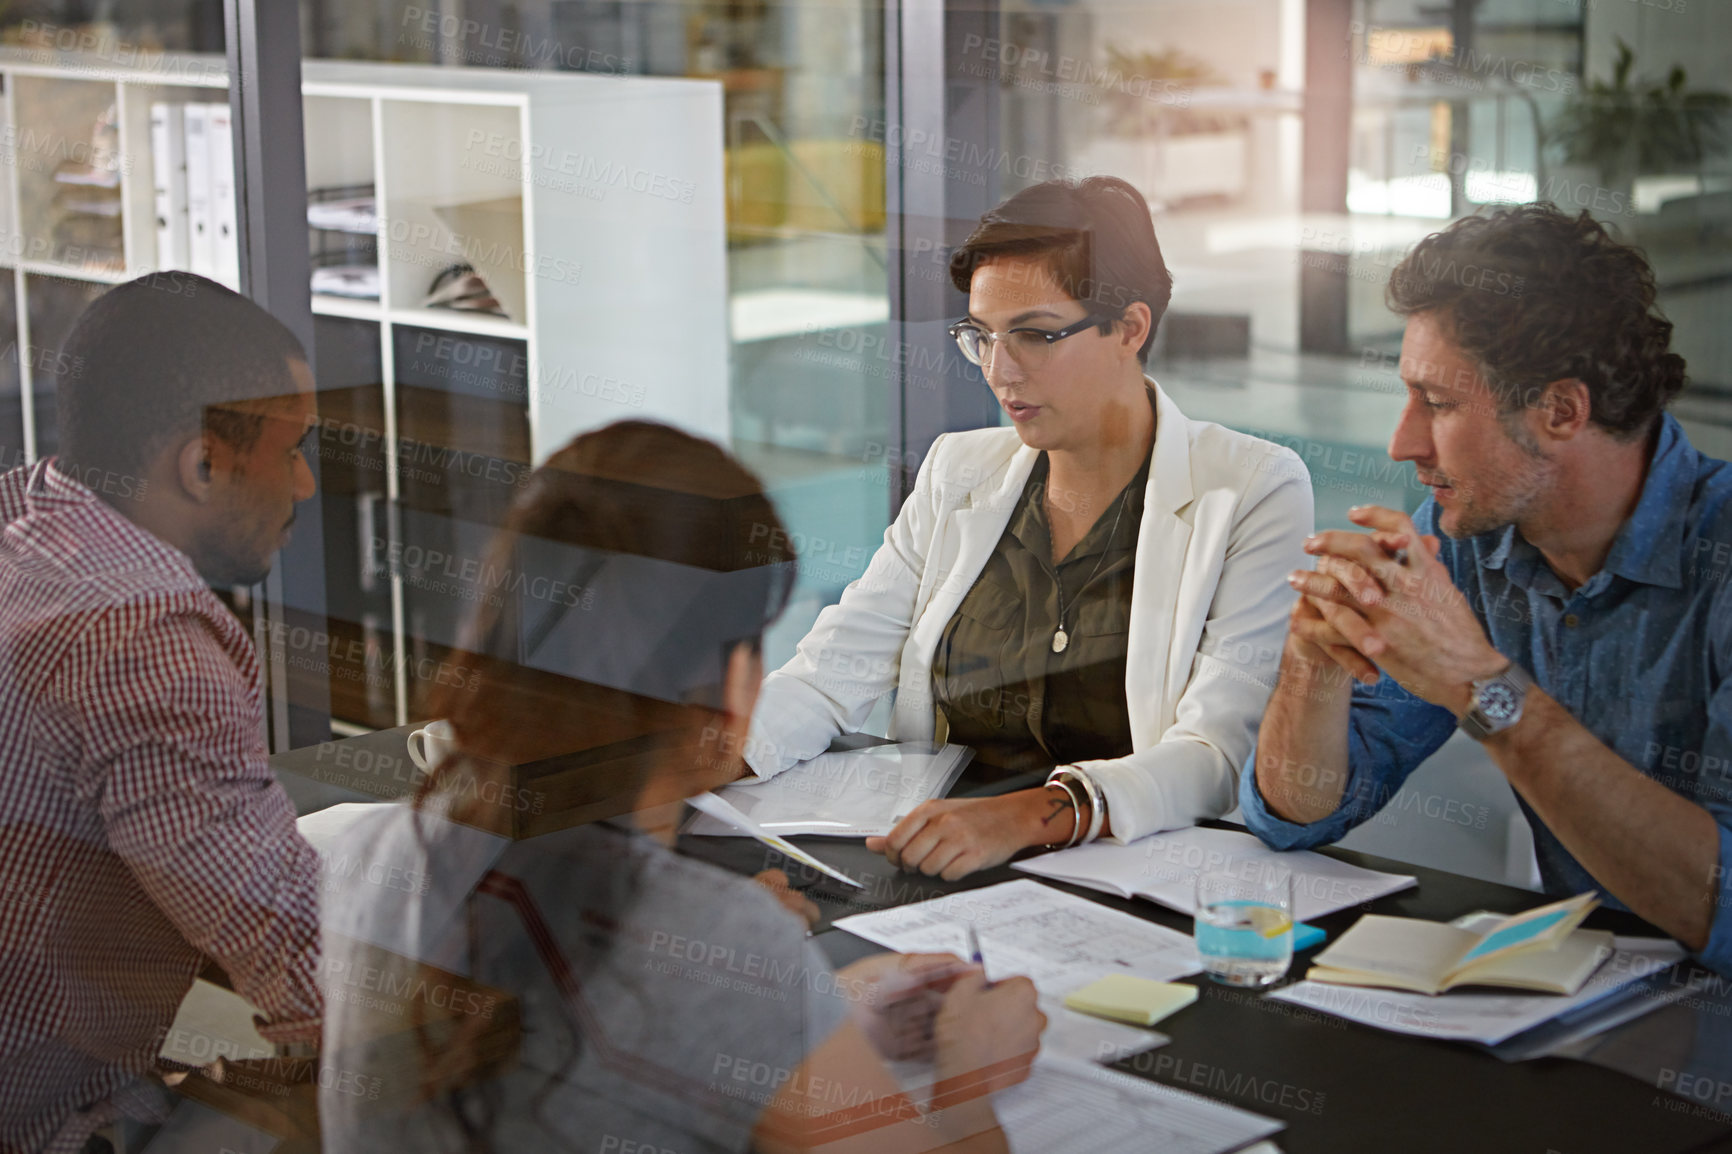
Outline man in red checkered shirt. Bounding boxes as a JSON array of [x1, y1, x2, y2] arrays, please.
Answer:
[[0, 273, 324, 1153]]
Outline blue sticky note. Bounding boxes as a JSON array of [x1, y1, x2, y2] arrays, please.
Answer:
[[1292, 922, 1326, 952], [1460, 908, 1571, 963]]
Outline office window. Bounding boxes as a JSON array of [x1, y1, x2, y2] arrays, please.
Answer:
[[984, 0, 1730, 531], [297, 0, 893, 731], [974, 0, 1731, 889]]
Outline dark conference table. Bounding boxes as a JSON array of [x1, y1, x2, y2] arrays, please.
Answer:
[[274, 727, 1732, 1154]]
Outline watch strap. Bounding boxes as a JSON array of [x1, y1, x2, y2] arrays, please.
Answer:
[[1459, 662, 1534, 741]]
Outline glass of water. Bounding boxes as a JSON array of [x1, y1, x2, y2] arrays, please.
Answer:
[[1194, 865, 1294, 988]]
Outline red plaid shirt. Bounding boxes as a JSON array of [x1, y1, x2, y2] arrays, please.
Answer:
[[0, 461, 321, 1153]]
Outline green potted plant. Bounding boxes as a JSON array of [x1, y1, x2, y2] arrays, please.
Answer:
[[1551, 39, 1731, 208]]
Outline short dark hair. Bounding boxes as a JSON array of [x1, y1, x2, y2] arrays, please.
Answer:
[[948, 176, 1173, 364], [1387, 204, 1686, 440], [56, 271, 308, 486]]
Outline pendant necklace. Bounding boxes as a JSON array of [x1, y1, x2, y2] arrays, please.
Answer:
[[1050, 481, 1133, 655]]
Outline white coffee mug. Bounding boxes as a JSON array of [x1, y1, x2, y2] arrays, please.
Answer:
[[406, 719, 457, 773]]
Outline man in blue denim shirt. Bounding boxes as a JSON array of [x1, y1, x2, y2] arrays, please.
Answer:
[[1241, 204, 1732, 973]]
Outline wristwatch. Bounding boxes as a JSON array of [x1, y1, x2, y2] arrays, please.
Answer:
[[1458, 661, 1533, 741]]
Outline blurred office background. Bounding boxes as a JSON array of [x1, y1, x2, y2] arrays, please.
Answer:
[[0, 0, 1724, 887]]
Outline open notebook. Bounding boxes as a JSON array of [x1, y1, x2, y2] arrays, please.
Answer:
[[1307, 892, 1611, 995], [1014, 824, 1417, 922]]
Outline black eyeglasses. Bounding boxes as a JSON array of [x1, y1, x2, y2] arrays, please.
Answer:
[[947, 315, 1108, 369]]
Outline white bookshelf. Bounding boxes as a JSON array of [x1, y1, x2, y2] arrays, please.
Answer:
[[0, 49, 730, 729]]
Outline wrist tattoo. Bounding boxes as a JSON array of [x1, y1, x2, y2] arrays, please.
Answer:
[[1042, 793, 1075, 827]]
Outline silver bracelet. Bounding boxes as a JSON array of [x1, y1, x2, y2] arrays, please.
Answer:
[[1042, 776, 1085, 849], [1059, 768, 1107, 844]]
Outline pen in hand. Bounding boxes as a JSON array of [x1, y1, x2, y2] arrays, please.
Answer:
[[965, 924, 996, 987]]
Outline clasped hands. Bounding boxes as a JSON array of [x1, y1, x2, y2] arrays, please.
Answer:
[[847, 505, 1512, 881], [1287, 505, 1509, 715]]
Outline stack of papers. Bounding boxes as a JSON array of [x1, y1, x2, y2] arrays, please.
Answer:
[[1270, 936, 1686, 1045], [837, 879, 1202, 1064], [1014, 824, 1416, 921], [307, 196, 380, 234], [994, 1056, 1283, 1154], [686, 743, 971, 838], [311, 265, 381, 299], [837, 879, 1202, 994]]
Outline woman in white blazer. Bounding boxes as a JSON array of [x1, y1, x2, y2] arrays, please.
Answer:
[[745, 177, 1313, 879]]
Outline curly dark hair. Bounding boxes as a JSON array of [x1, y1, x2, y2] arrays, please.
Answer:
[[948, 176, 1173, 364], [1386, 203, 1687, 441]]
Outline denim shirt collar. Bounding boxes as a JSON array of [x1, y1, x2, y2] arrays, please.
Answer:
[[1480, 414, 1694, 593]]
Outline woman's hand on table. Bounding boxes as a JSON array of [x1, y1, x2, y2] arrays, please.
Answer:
[[866, 790, 1064, 880], [753, 868, 822, 929]]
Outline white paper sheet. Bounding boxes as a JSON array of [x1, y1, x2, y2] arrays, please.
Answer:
[[307, 196, 380, 234], [1026, 993, 1171, 1065], [311, 264, 380, 299], [686, 743, 971, 838], [995, 1055, 1284, 1154], [1268, 936, 1686, 1045], [836, 879, 1202, 997], [685, 791, 865, 888], [1014, 825, 1417, 923]]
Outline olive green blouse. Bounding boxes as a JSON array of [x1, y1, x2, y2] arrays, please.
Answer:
[[932, 394, 1154, 775]]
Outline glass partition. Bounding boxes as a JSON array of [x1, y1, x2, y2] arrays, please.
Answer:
[[293, 0, 890, 731]]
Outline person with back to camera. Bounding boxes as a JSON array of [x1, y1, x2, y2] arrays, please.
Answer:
[[743, 176, 1315, 878], [317, 421, 1047, 1153]]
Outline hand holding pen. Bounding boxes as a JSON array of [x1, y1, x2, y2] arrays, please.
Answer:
[[965, 924, 996, 987]]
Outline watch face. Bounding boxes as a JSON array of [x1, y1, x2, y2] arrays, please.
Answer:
[[1479, 681, 1521, 722]]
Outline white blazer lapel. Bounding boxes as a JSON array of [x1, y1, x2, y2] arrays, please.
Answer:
[[893, 439, 1036, 739], [1125, 381, 1197, 745], [905, 444, 1037, 668]]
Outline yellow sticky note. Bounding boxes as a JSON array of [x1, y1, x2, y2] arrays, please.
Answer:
[[1063, 976, 1199, 1027]]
